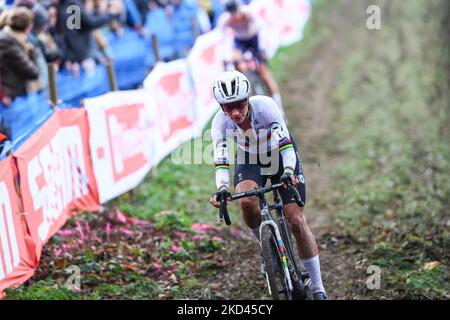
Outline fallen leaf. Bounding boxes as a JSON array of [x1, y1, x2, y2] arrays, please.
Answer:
[[423, 261, 441, 271], [56, 258, 66, 269], [123, 263, 139, 272]]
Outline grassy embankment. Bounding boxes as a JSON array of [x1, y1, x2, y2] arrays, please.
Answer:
[[329, 0, 449, 299]]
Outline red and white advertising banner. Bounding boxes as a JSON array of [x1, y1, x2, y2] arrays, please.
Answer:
[[0, 155, 38, 297], [14, 109, 99, 255], [249, 0, 311, 57], [143, 60, 197, 164], [85, 90, 156, 204], [187, 29, 226, 131], [250, 0, 281, 59], [277, 0, 311, 47]]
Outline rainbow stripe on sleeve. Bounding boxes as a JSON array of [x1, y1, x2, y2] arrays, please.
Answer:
[[215, 163, 230, 170], [279, 140, 294, 152]]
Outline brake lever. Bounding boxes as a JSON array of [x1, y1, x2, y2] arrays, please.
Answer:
[[288, 184, 305, 207], [218, 195, 232, 225]]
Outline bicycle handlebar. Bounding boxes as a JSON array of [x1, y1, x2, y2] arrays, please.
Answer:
[[217, 179, 305, 225]]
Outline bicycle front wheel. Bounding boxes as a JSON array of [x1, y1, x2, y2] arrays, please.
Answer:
[[261, 225, 292, 300]]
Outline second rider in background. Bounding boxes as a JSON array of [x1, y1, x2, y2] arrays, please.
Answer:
[[217, 0, 285, 116]]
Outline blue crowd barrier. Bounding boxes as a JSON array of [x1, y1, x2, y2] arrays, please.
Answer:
[[172, 4, 198, 57], [144, 8, 176, 61], [55, 5, 203, 104], [0, 91, 53, 141], [56, 65, 110, 106], [9, 107, 54, 153], [108, 29, 154, 89]]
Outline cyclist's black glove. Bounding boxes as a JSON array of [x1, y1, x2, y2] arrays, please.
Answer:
[[214, 186, 231, 202], [280, 170, 294, 186]]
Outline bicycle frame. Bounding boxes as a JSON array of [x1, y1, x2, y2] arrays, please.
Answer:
[[219, 181, 305, 298], [258, 192, 294, 294]]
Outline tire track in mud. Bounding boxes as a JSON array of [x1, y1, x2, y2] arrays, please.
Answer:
[[282, 0, 371, 300]]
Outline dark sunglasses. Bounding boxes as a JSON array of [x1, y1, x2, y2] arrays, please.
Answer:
[[221, 99, 248, 113]]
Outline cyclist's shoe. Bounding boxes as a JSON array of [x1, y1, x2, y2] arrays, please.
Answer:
[[313, 292, 328, 300]]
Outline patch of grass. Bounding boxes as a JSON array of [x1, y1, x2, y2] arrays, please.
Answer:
[[5, 280, 82, 300], [88, 277, 160, 300], [154, 211, 192, 232], [329, 0, 450, 299], [168, 278, 210, 299]]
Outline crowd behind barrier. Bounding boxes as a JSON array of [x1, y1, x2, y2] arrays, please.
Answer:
[[0, 0, 226, 134], [0, 0, 312, 297]]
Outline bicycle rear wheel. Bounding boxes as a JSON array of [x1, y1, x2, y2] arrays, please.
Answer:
[[261, 225, 291, 300]]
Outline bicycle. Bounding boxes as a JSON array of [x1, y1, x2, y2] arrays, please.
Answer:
[[224, 50, 266, 96], [239, 50, 266, 96], [217, 178, 312, 300]]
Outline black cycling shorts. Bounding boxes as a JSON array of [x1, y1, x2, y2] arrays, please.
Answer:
[[233, 135, 306, 206], [234, 34, 268, 65]]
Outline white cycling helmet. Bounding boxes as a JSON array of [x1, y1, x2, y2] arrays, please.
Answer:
[[213, 70, 251, 105]]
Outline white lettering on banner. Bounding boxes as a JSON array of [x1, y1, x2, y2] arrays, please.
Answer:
[[0, 182, 20, 281], [108, 115, 124, 174], [27, 126, 88, 243], [60, 126, 88, 202]]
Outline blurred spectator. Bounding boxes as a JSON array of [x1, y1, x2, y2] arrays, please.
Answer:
[[32, 5, 62, 64], [153, 0, 170, 8], [147, 0, 163, 12], [122, 0, 144, 32], [134, 0, 149, 24], [31, 4, 68, 95], [0, 8, 10, 29], [0, 6, 40, 105], [89, 0, 125, 65], [48, 4, 72, 65], [196, 0, 211, 33], [16, 0, 51, 93], [57, 0, 122, 75]]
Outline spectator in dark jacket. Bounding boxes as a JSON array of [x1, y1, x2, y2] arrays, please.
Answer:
[[57, 0, 122, 67], [0, 7, 40, 105], [33, 7, 63, 64], [48, 4, 71, 66]]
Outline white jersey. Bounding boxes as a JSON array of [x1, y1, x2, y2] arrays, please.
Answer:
[[211, 95, 297, 189], [217, 5, 260, 41]]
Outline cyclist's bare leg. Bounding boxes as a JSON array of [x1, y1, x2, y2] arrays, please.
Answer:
[[257, 63, 279, 97], [283, 203, 326, 295], [232, 48, 245, 73], [256, 63, 284, 116], [235, 180, 261, 229], [283, 204, 318, 259]]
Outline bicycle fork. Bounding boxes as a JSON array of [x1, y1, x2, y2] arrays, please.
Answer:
[[259, 207, 294, 294]]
